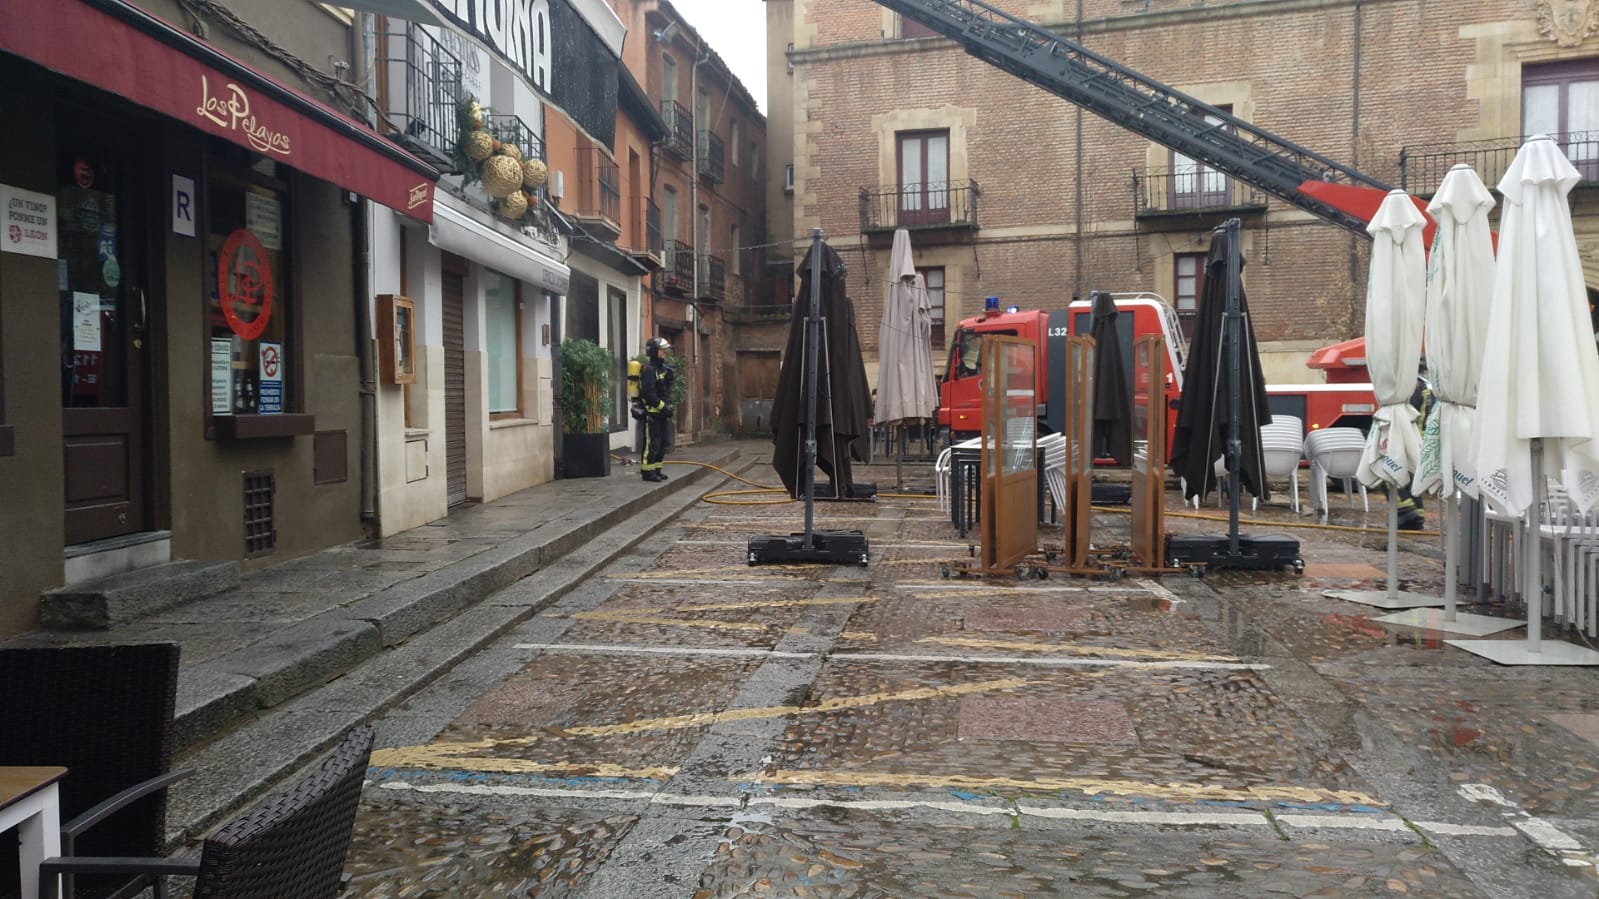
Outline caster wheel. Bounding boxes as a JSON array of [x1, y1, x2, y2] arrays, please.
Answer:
[[1036, 567, 1049, 580], [1293, 559, 1305, 574], [1016, 564, 1030, 581], [941, 564, 952, 579], [968, 545, 977, 558]]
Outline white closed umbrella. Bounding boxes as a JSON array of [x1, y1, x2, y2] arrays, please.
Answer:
[[1376, 165, 1517, 635], [1415, 164, 1495, 501], [1328, 190, 1436, 611], [875, 228, 937, 487], [1358, 190, 1427, 491], [1451, 135, 1599, 665], [1473, 136, 1599, 518]]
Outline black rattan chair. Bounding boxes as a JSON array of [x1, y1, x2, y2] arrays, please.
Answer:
[[39, 726, 376, 899], [0, 643, 190, 899]]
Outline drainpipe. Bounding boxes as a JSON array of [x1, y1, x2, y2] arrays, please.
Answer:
[[1349, 0, 1363, 285], [354, 12, 379, 527], [690, 39, 709, 439]]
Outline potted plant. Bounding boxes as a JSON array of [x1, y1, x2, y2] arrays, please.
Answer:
[[560, 337, 614, 478]]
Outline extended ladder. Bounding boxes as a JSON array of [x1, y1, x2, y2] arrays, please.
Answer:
[[874, 0, 1391, 237]]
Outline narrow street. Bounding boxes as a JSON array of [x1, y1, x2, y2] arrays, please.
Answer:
[[343, 454, 1599, 897]]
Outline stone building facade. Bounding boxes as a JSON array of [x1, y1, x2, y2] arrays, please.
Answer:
[[766, 0, 1599, 386]]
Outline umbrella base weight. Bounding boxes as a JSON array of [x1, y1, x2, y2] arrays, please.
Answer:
[[1166, 534, 1303, 573], [748, 531, 870, 566], [806, 481, 877, 501]]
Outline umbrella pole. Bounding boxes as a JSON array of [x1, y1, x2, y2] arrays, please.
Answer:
[[1224, 218, 1243, 556], [1526, 439, 1544, 653], [801, 228, 824, 550], [1444, 493, 1459, 622], [896, 424, 904, 492], [1387, 493, 1400, 601]]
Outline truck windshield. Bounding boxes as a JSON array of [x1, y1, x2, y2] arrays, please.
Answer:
[[956, 329, 983, 377]]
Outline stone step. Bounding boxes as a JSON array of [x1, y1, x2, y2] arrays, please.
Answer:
[[40, 560, 240, 630]]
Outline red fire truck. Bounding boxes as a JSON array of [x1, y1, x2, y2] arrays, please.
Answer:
[[935, 292, 1377, 455]]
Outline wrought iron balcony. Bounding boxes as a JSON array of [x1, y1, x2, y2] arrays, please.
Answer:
[[859, 180, 979, 233], [480, 113, 546, 163], [626, 197, 662, 267], [377, 23, 463, 171], [660, 239, 695, 293], [571, 147, 621, 239], [1400, 131, 1599, 193], [661, 101, 693, 160], [1132, 167, 1267, 217], [698, 130, 725, 183], [698, 254, 726, 301]]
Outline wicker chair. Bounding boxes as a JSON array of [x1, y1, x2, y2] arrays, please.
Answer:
[[0, 643, 189, 899], [40, 727, 376, 899]]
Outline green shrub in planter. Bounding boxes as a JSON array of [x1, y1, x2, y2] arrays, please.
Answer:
[[560, 338, 613, 478], [561, 338, 613, 435]]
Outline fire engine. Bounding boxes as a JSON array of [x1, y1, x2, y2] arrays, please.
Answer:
[[936, 292, 1378, 455]]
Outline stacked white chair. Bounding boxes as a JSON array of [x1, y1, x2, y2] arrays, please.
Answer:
[[1258, 415, 1305, 514], [1037, 433, 1067, 515], [1302, 427, 1368, 523], [935, 436, 983, 514]]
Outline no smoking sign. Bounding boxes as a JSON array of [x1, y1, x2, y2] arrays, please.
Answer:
[[261, 343, 281, 379]]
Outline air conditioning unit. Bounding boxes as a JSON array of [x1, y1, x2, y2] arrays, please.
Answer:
[[549, 170, 565, 201], [783, 163, 794, 194]]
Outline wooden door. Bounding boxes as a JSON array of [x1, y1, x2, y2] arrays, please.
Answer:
[[59, 112, 150, 544], [442, 260, 467, 507]]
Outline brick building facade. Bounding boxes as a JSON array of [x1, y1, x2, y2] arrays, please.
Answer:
[[766, 0, 1599, 386]]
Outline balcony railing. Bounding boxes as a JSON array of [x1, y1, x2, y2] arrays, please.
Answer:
[[480, 113, 545, 163], [660, 239, 694, 293], [859, 181, 979, 231], [1400, 131, 1599, 193], [1132, 168, 1267, 216], [377, 24, 463, 171], [572, 147, 621, 235], [698, 130, 725, 183], [661, 101, 693, 160], [698, 254, 726, 300]]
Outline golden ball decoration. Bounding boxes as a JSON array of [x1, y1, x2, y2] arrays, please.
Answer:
[[480, 154, 525, 199], [521, 158, 548, 189], [464, 130, 495, 161], [498, 190, 528, 219], [499, 143, 523, 163]]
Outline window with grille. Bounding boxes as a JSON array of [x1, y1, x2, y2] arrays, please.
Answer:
[[1175, 253, 1204, 341], [243, 470, 276, 557], [920, 266, 946, 349]]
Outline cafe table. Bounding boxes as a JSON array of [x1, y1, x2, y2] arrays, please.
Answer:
[[0, 766, 64, 899]]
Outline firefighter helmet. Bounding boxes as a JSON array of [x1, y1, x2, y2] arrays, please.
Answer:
[[646, 336, 672, 358]]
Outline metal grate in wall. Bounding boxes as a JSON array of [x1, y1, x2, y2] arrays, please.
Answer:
[[243, 470, 276, 557]]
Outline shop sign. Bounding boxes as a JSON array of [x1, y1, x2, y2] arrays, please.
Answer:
[[196, 74, 293, 157], [173, 174, 197, 238], [1, 184, 57, 258], [218, 228, 274, 341], [258, 341, 284, 414], [425, 0, 552, 94], [211, 338, 233, 414]]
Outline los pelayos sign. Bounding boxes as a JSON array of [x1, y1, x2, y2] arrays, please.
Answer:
[[196, 75, 292, 157], [426, 0, 552, 95]]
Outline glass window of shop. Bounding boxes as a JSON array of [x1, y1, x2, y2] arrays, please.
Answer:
[[485, 269, 521, 416], [206, 142, 291, 417]]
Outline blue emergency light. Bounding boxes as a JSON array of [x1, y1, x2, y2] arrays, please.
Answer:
[[984, 295, 999, 312]]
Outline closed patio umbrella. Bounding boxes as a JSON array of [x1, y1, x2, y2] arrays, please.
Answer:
[[1358, 189, 1427, 492], [875, 229, 938, 486], [1453, 135, 1599, 665]]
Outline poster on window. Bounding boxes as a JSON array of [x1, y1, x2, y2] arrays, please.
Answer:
[[246, 192, 281, 251], [72, 291, 102, 351], [211, 338, 233, 414], [258, 340, 283, 414]]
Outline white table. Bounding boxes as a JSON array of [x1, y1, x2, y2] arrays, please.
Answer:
[[0, 766, 64, 899]]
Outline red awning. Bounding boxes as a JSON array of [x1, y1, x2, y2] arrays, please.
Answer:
[[0, 0, 437, 223]]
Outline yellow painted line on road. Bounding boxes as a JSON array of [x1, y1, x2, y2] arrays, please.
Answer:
[[367, 751, 678, 781], [839, 631, 880, 642], [370, 677, 1029, 771], [919, 635, 1238, 663], [565, 611, 772, 633], [748, 769, 1384, 808]]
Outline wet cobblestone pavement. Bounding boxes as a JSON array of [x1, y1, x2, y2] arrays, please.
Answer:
[[349, 459, 1599, 897]]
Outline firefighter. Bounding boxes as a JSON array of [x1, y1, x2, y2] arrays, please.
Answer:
[[640, 337, 675, 482]]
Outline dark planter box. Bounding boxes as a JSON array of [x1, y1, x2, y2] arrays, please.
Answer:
[[562, 432, 612, 478]]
